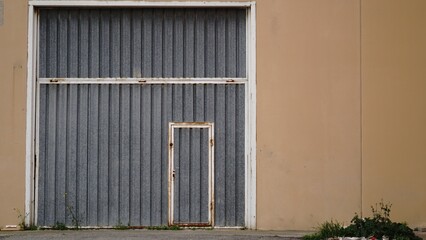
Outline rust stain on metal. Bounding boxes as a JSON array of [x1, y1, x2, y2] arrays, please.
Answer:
[[49, 78, 63, 83], [168, 122, 174, 227], [173, 223, 211, 227], [168, 121, 214, 227], [172, 122, 212, 125]]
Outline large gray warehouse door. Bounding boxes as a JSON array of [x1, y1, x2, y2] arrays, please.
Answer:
[[36, 8, 246, 227]]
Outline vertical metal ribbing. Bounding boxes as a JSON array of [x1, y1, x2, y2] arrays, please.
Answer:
[[237, 10, 246, 78], [37, 11, 47, 225], [40, 9, 246, 79], [65, 85, 77, 226], [236, 85, 246, 226], [97, 85, 109, 225], [78, 10, 89, 226], [172, 127, 209, 224], [67, 10, 78, 226], [129, 85, 141, 225], [140, 85, 151, 226], [56, 10, 69, 225], [77, 85, 89, 226], [45, 85, 56, 226], [38, 84, 245, 226], [87, 85, 98, 225], [38, 7, 247, 227], [108, 84, 120, 225]]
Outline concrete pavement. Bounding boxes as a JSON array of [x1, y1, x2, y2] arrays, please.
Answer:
[[0, 229, 309, 240], [1, 229, 424, 240]]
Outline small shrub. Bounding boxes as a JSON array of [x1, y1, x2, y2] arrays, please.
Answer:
[[303, 200, 421, 240], [344, 201, 420, 240], [303, 220, 345, 240], [318, 220, 346, 238]]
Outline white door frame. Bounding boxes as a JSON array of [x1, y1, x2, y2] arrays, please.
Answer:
[[168, 122, 214, 227], [26, 1, 256, 228]]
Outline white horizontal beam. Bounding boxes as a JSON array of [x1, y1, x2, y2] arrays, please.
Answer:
[[38, 77, 247, 84], [29, 1, 253, 7]]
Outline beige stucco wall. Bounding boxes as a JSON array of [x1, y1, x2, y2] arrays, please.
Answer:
[[0, 0, 425, 231], [256, 0, 361, 230], [361, 0, 426, 228], [0, 0, 28, 228]]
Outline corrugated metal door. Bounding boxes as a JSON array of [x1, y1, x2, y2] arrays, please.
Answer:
[[37, 8, 246, 227], [169, 123, 214, 226]]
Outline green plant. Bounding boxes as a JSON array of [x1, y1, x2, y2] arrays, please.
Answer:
[[52, 222, 68, 230], [24, 225, 38, 231], [14, 208, 38, 231], [303, 200, 421, 240], [63, 192, 81, 230], [188, 227, 214, 230], [14, 208, 27, 230], [114, 222, 130, 230], [145, 225, 182, 230], [66, 205, 81, 230], [303, 220, 345, 240], [344, 201, 420, 240]]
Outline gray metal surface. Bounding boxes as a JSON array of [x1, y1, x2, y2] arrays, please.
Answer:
[[37, 84, 245, 227], [173, 128, 210, 225], [0, 0, 4, 26], [38, 8, 246, 78]]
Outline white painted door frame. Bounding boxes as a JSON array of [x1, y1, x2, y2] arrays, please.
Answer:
[[168, 122, 215, 227], [26, 0, 256, 229]]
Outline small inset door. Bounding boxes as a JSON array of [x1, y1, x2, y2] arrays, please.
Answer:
[[168, 122, 214, 227]]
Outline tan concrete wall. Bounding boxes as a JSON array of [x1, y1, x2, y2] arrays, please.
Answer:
[[256, 0, 361, 230], [0, 0, 28, 228], [361, 0, 426, 228]]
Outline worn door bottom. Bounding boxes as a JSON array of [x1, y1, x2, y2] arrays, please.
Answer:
[[168, 122, 215, 227]]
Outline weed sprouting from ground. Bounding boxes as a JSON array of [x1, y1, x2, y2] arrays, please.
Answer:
[[145, 225, 183, 230], [303, 200, 421, 240], [14, 208, 38, 230]]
